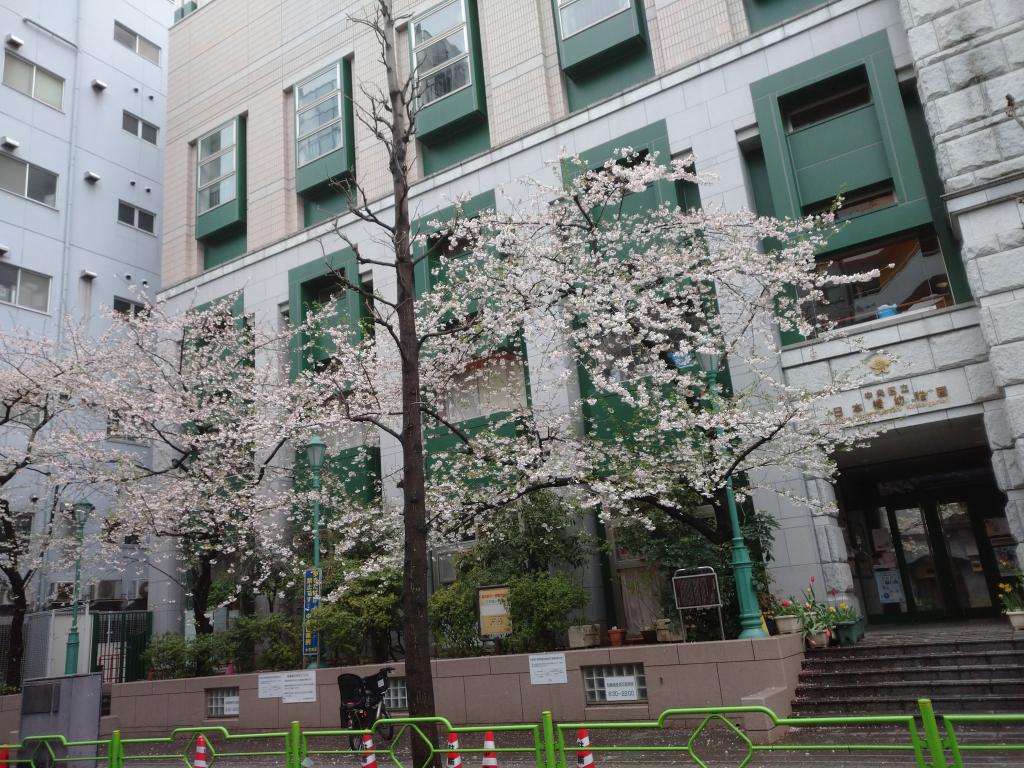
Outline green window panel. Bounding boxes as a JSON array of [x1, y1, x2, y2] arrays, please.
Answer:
[[742, 0, 828, 34], [287, 248, 369, 377], [412, 0, 490, 172], [295, 59, 355, 198], [174, 1, 197, 22], [303, 187, 351, 228], [750, 32, 966, 344], [571, 120, 701, 439], [552, 0, 654, 112], [197, 116, 247, 265]]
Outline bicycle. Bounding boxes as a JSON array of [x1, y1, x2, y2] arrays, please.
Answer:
[[338, 665, 396, 750]]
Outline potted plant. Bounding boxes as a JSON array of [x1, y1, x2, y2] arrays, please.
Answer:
[[833, 602, 864, 646], [798, 577, 837, 649], [773, 599, 802, 635], [607, 626, 626, 646], [997, 577, 1024, 630]]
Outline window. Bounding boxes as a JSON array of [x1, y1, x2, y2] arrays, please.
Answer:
[[122, 111, 158, 144], [0, 153, 58, 206], [118, 201, 156, 233], [412, 0, 471, 107], [803, 182, 896, 222], [3, 52, 64, 109], [197, 121, 237, 214], [205, 687, 239, 718], [114, 22, 160, 64], [805, 229, 953, 330], [113, 297, 146, 315], [582, 663, 648, 703], [780, 66, 872, 132], [107, 409, 141, 440], [558, 0, 631, 38], [384, 678, 408, 711], [444, 352, 528, 422], [296, 64, 344, 167], [0, 263, 51, 312]]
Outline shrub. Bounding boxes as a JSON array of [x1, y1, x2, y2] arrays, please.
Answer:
[[428, 581, 482, 657], [144, 634, 192, 679], [507, 573, 589, 652]]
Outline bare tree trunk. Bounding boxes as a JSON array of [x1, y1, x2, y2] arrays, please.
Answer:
[[1, 568, 27, 691], [191, 557, 214, 635], [379, 3, 439, 764]]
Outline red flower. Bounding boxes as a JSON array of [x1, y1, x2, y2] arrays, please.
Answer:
[[781, 599, 790, 608], [831, 589, 837, 597], [810, 576, 815, 583], [825, 629, 832, 638]]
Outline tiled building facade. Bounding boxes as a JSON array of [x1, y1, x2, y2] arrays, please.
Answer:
[[157, 0, 1024, 634]]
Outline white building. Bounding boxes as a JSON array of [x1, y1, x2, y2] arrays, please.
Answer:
[[0, 0, 173, 668]]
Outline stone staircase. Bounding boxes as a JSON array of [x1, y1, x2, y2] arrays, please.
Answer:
[[792, 637, 1024, 715]]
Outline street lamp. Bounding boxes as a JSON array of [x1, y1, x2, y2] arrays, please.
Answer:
[[65, 500, 93, 675], [304, 435, 326, 569], [303, 436, 327, 670], [694, 351, 768, 640]]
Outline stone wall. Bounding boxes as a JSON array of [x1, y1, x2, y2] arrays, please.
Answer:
[[900, 0, 1024, 567]]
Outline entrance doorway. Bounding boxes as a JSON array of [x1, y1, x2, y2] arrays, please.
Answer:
[[838, 449, 1015, 622]]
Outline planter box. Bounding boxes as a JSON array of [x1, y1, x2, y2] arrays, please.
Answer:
[[654, 618, 683, 642], [568, 623, 600, 648], [774, 615, 801, 635], [1007, 611, 1024, 631], [835, 617, 866, 646]]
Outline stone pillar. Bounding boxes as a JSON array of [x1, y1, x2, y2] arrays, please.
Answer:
[[900, 0, 1024, 566]]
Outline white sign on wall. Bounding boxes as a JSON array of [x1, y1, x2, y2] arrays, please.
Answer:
[[223, 694, 240, 716], [281, 670, 318, 703], [528, 653, 567, 685], [258, 672, 285, 699], [604, 676, 639, 701], [874, 567, 905, 605]]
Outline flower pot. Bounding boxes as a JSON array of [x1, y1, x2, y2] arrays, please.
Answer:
[[607, 627, 626, 647], [835, 620, 861, 646], [806, 631, 829, 649], [775, 615, 801, 635], [641, 629, 657, 643], [1007, 611, 1024, 631]]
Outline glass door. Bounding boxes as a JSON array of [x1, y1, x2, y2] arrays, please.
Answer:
[[889, 505, 947, 615]]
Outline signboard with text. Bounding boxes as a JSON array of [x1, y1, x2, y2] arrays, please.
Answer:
[[478, 585, 512, 637], [604, 676, 639, 701], [302, 568, 321, 656], [528, 653, 567, 685]]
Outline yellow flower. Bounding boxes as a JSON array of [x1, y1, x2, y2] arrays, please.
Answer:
[[804, 602, 811, 608], [839, 603, 849, 610], [829, 607, 836, 612], [1004, 584, 1014, 593]]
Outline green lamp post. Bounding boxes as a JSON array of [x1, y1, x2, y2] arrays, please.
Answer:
[[304, 435, 327, 669], [695, 352, 768, 640], [65, 500, 93, 675], [305, 435, 326, 570]]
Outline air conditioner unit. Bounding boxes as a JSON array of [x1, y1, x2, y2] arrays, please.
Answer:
[[47, 582, 74, 606], [94, 579, 121, 601], [432, 551, 457, 587]]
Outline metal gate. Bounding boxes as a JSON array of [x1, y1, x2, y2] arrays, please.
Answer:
[[89, 611, 152, 684]]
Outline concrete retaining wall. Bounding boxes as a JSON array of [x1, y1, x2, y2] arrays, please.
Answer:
[[1, 635, 804, 744]]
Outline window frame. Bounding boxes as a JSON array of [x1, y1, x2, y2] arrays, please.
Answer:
[[0, 263, 52, 314], [117, 200, 156, 234], [0, 152, 58, 208], [411, 0, 473, 109], [294, 63, 344, 168], [122, 111, 159, 145], [205, 687, 239, 718], [113, 21, 161, 64], [2, 51, 64, 110], [557, 0, 632, 40], [196, 120, 238, 215]]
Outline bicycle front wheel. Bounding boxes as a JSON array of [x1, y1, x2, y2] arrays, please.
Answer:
[[374, 705, 395, 743]]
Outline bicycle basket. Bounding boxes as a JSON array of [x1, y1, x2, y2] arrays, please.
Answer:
[[337, 673, 365, 706], [363, 669, 389, 694]]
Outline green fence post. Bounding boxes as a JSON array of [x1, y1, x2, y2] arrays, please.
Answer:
[[109, 730, 122, 768], [541, 711, 556, 768], [289, 721, 302, 768], [918, 699, 949, 768]]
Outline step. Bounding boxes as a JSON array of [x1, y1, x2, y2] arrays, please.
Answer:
[[805, 639, 1024, 659], [798, 664, 1024, 685], [795, 678, 1024, 701], [801, 649, 1024, 671], [791, 694, 1024, 716]]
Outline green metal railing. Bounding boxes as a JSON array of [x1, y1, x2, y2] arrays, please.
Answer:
[[1, 699, 1022, 768]]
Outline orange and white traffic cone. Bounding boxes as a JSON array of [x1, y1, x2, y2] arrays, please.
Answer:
[[193, 735, 208, 768], [445, 732, 461, 768], [360, 734, 376, 768], [480, 731, 497, 768], [576, 729, 594, 768]]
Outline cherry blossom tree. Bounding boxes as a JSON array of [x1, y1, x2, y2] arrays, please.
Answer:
[[0, 328, 119, 689]]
